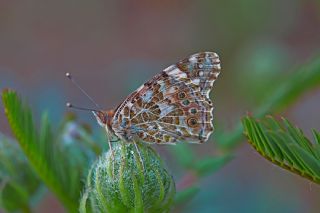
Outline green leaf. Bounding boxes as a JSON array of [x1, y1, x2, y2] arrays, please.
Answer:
[[242, 115, 320, 184], [192, 155, 233, 177], [313, 129, 320, 145], [174, 186, 199, 205], [0, 133, 41, 212], [2, 89, 80, 212], [289, 144, 320, 179]]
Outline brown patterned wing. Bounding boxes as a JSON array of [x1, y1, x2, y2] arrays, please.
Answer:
[[111, 52, 221, 144]]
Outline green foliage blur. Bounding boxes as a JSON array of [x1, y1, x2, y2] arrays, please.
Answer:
[[1, 53, 320, 211], [0, 0, 320, 212]]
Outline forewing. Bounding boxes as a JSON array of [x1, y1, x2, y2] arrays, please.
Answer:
[[174, 52, 221, 98], [111, 52, 221, 144]]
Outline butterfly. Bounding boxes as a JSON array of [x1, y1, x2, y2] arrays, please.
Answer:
[[92, 52, 221, 145], [67, 52, 221, 168]]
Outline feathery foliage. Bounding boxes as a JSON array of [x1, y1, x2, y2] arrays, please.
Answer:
[[218, 55, 320, 149], [1, 89, 92, 212], [242, 115, 320, 184], [0, 133, 41, 212]]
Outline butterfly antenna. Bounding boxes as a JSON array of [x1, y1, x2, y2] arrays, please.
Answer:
[[65, 72, 101, 109], [66, 102, 100, 113]]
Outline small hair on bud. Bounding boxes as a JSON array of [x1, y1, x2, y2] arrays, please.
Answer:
[[66, 102, 72, 108], [65, 72, 72, 79]]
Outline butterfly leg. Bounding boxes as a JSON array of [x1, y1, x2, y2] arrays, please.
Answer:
[[133, 141, 145, 171], [106, 133, 115, 177]]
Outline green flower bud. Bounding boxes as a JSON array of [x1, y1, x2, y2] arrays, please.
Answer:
[[80, 142, 176, 213]]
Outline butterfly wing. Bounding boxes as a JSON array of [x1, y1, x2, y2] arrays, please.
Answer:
[[111, 52, 221, 144]]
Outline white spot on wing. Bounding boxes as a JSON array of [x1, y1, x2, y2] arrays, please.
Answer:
[[168, 87, 176, 94], [214, 64, 221, 69], [163, 65, 175, 72], [137, 84, 144, 91], [179, 117, 185, 125], [158, 103, 174, 117], [212, 52, 219, 58], [192, 78, 200, 85], [214, 58, 221, 63], [159, 81, 166, 91], [189, 55, 197, 63], [167, 68, 187, 78], [142, 90, 153, 103]]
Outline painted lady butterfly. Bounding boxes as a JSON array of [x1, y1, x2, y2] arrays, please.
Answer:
[[67, 52, 221, 166], [93, 52, 221, 146]]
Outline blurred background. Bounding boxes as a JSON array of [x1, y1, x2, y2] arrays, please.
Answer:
[[0, 0, 320, 212]]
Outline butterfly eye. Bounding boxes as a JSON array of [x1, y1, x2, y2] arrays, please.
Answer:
[[187, 117, 198, 127], [178, 92, 186, 99]]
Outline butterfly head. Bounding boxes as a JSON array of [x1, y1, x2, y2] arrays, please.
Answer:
[[93, 110, 114, 128]]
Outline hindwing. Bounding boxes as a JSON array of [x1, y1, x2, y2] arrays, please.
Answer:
[[111, 52, 221, 144]]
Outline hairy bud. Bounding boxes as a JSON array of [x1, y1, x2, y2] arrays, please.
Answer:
[[80, 142, 175, 213]]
